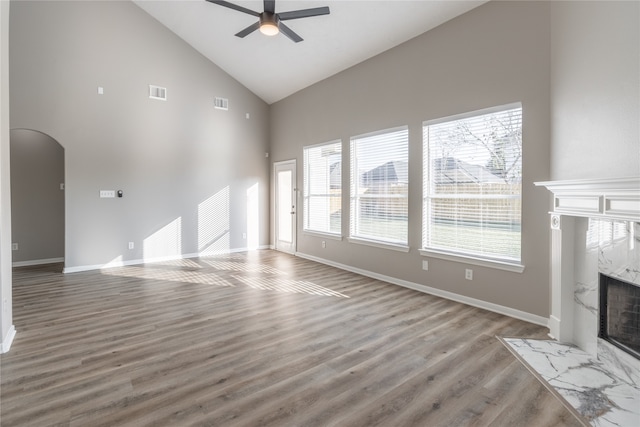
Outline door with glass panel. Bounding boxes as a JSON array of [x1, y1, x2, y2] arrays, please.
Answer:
[[274, 160, 296, 254]]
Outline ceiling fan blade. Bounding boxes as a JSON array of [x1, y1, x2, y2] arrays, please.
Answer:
[[235, 21, 261, 38], [278, 22, 303, 43], [277, 6, 330, 21], [264, 0, 275, 14], [206, 0, 260, 17]]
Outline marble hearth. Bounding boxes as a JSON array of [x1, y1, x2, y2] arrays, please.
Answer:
[[502, 337, 638, 426], [511, 177, 640, 426]]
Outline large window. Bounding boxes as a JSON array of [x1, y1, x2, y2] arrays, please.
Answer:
[[350, 127, 409, 247], [303, 140, 342, 235], [423, 104, 522, 264]]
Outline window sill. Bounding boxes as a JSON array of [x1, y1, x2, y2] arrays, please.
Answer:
[[348, 237, 410, 253], [302, 230, 343, 241], [419, 248, 525, 273]]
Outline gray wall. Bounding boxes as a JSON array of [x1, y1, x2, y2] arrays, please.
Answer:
[[9, 0, 270, 270], [550, 1, 639, 180], [270, 1, 552, 318], [10, 129, 64, 264]]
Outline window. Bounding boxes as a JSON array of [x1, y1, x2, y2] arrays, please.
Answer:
[[350, 127, 409, 247], [303, 140, 342, 235], [423, 104, 522, 265]]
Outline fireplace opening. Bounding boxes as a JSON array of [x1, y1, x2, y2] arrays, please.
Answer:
[[599, 274, 640, 360]]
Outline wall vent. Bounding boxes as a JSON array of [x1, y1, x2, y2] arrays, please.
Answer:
[[149, 85, 167, 101], [214, 97, 229, 111]]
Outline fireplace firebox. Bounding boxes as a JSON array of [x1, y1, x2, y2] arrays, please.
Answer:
[[599, 274, 640, 360]]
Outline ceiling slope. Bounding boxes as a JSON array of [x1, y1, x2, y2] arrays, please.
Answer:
[[134, 0, 486, 104]]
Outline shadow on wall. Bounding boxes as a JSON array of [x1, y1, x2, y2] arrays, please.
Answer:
[[10, 129, 65, 267]]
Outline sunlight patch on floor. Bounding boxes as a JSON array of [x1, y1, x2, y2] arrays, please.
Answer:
[[233, 275, 349, 298], [103, 266, 235, 287], [151, 258, 203, 269], [200, 259, 286, 275]]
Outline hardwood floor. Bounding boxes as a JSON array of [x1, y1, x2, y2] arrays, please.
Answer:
[[1, 250, 582, 426]]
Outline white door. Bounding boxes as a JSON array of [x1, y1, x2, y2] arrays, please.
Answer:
[[274, 160, 296, 254]]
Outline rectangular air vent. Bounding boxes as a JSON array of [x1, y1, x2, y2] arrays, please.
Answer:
[[149, 85, 167, 101], [214, 97, 229, 110]]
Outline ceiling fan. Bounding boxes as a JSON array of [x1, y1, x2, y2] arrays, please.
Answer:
[[205, 0, 330, 43]]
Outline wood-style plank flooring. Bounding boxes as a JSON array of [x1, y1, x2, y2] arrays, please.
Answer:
[[1, 250, 581, 426]]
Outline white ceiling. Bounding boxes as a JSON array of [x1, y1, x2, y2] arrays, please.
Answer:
[[134, 0, 486, 104]]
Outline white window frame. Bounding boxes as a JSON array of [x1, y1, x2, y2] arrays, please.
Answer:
[[303, 140, 343, 238], [421, 104, 525, 273], [349, 126, 409, 251]]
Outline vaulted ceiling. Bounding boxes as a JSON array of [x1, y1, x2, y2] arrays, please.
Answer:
[[134, 0, 486, 104]]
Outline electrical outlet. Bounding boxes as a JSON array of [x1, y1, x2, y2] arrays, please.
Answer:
[[322, 241, 326, 248], [465, 269, 473, 280], [128, 242, 134, 250], [11, 243, 18, 251], [242, 233, 247, 239], [422, 260, 429, 271]]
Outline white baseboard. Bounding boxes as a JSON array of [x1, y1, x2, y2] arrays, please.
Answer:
[[13, 257, 64, 267], [62, 246, 271, 274], [296, 252, 549, 328], [547, 315, 561, 340], [1, 324, 16, 354]]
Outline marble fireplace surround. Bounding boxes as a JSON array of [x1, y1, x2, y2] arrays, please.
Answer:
[[534, 177, 640, 352], [520, 177, 640, 425]]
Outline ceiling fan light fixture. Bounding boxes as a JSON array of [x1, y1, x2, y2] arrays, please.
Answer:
[[259, 22, 279, 36], [207, 1, 330, 42], [259, 13, 279, 36]]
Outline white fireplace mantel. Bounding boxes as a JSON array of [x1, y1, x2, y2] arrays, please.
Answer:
[[535, 176, 640, 221], [535, 177, 640, 344]]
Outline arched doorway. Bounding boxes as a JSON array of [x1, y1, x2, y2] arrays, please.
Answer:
[[10, 129, 65, 268]]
